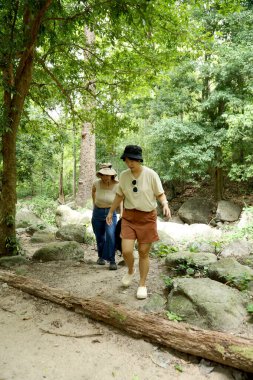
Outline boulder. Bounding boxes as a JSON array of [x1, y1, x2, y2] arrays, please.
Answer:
[[220, 239, 253, 258], [186, 241, 216, 254], [168, 216, 184, 224], [143, 293, 166, 313], [165, 251, 217, 270], [237, 208, 253, 229], [178, 198, 214, 224], [167, 277, 247, 332], [216, 200, 242, 222], [157, 221, 221, 244], [30, 230, 56, 243], [55, 205, 92, 227], [26, 225, 57, 236], [16, 208, 45, 229], [32, 241, 84, 262], [157, 229, 176, 245], [207, 257, 253, 291], [0, 255, 29, 268], [240, 256, 253, 269], [56, 224, 86, 243]]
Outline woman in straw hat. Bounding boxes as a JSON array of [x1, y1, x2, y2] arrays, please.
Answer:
[[106, 145, 171, 298], [92, 163, 120, 270]]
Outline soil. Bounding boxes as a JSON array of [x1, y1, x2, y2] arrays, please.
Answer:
[[0, 233, 251, 380]]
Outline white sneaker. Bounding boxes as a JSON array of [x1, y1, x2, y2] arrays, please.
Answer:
[[122, 269, 136, 287], [136, 286, 147, 300]]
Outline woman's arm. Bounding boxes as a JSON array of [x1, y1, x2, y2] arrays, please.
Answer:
[[119, 200, 124, 218], [106, 194, 124, 225], [157, 193, 171, 219], [92, 184, 96, 207]]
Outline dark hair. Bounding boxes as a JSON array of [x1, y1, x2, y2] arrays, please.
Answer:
[[122, 157, 141, 162]]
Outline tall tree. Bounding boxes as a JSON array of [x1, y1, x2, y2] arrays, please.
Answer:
[[0, 0, 52, 255], [76, 28, 96, 207], [0, 0, 189, 256]]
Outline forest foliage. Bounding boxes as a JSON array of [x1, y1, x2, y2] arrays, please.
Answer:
[[0, 0, 253, 255], [11, 2, 253, 197]]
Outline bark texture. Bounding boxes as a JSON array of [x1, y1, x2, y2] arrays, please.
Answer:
[[0, 270, 252, 373], [215, 167, 224, 201], [76, 28, 96, 207], [75, 122, 96, 206], [0, 1, 52, 255]]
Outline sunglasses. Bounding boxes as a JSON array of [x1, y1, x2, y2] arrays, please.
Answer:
[[132, 179, 138, 192]]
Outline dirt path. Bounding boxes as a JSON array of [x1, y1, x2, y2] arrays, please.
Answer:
[[0, 237, 250, 380]]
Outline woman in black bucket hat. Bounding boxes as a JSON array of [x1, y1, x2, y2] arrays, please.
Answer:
[[106, 145, 171, 299]]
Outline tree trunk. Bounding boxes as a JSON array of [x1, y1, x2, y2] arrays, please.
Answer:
[[0, 1, 52, 256], [215, 167, 224, 201], [0, 127, 18, 255], [76, 122, 96, 207], [0, 270, 252, 373], [76, 28, 96, 207], [58, 149, 65, 204], [202, 53, 211, 101], [72, 121, 77, 199]]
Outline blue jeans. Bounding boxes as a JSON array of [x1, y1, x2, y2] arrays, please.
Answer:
[[92, 207, 117, 263]]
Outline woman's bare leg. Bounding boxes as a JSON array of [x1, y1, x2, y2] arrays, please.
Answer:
[[122, 239, 135, 274], [138, 243, 152, 286]]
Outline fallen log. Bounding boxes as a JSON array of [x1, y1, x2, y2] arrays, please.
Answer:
[[0, 269, 252, 373]]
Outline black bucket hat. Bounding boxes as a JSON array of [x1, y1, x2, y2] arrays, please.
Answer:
[[120, 145, 143, 162]]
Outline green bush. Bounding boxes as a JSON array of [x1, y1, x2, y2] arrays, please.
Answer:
[[151, 243, 178, 257]]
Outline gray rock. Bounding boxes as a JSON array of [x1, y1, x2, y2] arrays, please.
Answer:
[[165, 251, 217, 270], [167, 277, 247, 332], [240, 256, 253, 269], [169, 216, 184, 224], [216, 200, 242, 222], [198, 359, 214, 375], [30, 230, 56, 243], [16, 208, 45, 229], [56, 224, 86, 243], [237, 209, 253, 229], [178, 197, 215, 224], [157, 220, 222, 243], [55, 205, 92, 227], [186, 241, 216, 254], [157, 230, 176, 245], [16, 228, 27, 235], [220, 239, 253, 258], [0, 255, 29, 268], [149, 349, 172, 369], [207, 257, 253, 291], [32, 241, 84, 262], [26, 225, 57, 236], [143, 293, 166, 312]]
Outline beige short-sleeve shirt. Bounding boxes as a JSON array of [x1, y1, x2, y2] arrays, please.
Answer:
[[117, 166, 164, 212], [93, 179, 118, 208]]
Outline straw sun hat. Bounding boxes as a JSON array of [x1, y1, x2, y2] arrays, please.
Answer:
[[96, 163, 118, 180]]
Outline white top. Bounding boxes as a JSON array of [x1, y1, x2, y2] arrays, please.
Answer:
[[93, 179, 118, 208], [117, 166, 164, 212]]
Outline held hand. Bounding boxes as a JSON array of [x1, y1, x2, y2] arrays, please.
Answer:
[[106, 212, 113, 225], [163, 204, 171, 220]]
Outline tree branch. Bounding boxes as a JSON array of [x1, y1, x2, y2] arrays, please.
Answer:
[[15, 0, 52, 88]]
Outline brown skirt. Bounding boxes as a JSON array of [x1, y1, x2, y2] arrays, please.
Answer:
[[121, 208, 159, 244]]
